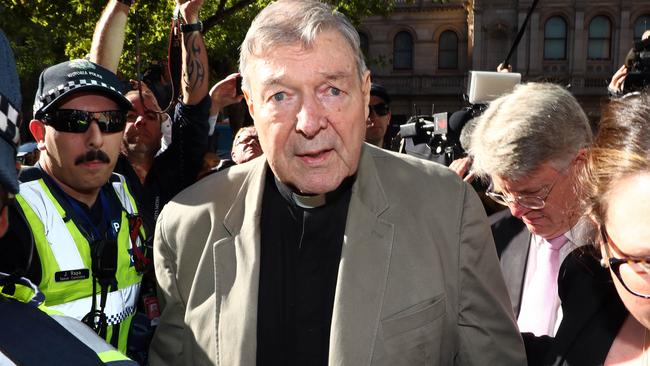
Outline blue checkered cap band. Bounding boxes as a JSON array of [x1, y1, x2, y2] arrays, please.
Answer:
[[33, 78, 123, 116], [0, 93, 19, 145], [33, 59, 131, 118]]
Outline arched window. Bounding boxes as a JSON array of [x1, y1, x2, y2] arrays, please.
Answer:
[[634, 15, 650, 42], [438, 30, 458, 69], [359, 32, 369, 56], [544, 17, 567, 60], [393, 31, 413, 70], [588, 16, 611, 60]]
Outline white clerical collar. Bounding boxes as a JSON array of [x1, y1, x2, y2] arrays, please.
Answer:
[[273, 175, 355, 209]]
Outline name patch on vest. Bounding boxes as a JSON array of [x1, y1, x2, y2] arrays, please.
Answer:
[[55, 269, 90, 282]]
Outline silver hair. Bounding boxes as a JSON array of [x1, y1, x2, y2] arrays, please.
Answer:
[[469, 82, 592, 181], [238, 0, 368, 93]]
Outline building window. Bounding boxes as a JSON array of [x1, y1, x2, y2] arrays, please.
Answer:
[[544, 16, 567, 60], [393, 31, 413, 70], [588, 16, 611, 60], [634, 15, 650, 42], [359, 32, 369, 56], [438, 31, 458, 69]]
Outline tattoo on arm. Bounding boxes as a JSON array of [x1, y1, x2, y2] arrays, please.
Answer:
[[183, 33, 205, 95]]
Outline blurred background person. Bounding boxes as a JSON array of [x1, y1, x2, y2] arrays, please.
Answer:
[[91, 0, 220, 231], [230, 125, 262, 165], [365, 83, 391, 148], [16, 142, 39, 167], [213, 125, 262, 172], [582, 92, 650, 364]]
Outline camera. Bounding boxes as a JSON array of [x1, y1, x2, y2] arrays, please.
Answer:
[[400, 112, 464, 166], [623, 38, 650, 93]]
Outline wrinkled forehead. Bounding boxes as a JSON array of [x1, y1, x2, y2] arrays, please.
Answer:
[[125, 90, 160, 112], [252, 31, 357, 73]]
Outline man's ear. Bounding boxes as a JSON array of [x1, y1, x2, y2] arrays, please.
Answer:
[[243, 89, 255, 119], [29, 119, 47, 150], [361, 71, 371, 121]]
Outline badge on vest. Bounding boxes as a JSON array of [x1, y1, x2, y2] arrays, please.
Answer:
[[55, 269, 90, 282]]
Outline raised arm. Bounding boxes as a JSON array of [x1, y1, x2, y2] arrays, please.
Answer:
[[89, 0, 131, 73], [178, 0, 209, 105]]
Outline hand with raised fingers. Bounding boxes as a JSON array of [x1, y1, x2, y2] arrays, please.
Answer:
[[177, 0, 204, 24]]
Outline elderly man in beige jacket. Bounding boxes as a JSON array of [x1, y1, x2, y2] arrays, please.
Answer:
[[149, 1, 526, 365]]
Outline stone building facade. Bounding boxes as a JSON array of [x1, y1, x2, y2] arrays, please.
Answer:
[[359, 0, 650, 125]]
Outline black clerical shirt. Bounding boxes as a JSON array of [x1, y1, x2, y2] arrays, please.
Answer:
[[257, 170, 353, 366]]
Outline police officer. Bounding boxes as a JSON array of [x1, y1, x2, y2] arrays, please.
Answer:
[[0, 57, 147, 355], [0, 29, 137, 365]]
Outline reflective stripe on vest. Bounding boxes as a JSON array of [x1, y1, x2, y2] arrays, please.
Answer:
[[49, 282, 139, 325], [19, 179, 85, 271], [49, 314, 137, 365], [16, 173, 144, 352]]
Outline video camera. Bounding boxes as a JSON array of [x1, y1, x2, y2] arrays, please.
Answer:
[[623, 38, 650, 93], [398, 71, 521, 166], [399, 112, 464, 166]]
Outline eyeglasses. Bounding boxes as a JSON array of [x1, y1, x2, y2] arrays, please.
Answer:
[[601, 226, 650, 299], [42, 109, 127, 133], [486, 171, 564, 210], [369, 103, 389, 117]]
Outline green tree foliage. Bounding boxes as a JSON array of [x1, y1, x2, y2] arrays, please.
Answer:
[[0, 0, 394, 119]]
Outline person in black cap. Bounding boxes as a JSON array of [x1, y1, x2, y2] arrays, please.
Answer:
[[90, 0, 242, 235], [0, 29, 138, 366], [0, 54, 148, 356], [365, 83, 392, 148]]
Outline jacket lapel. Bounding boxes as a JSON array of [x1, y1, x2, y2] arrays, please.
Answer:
[[213, 159, 267, 365], [499, 228, 531, 317], [329, 147, 394, 365]]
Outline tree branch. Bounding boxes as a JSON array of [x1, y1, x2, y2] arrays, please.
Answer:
[[203, 0, 254, 33]]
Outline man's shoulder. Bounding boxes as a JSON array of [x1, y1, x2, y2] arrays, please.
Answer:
[[360, 145, 476, 224], [366, 144, 462, 188], [488, 209, 518, 226], [488, 209, 527, 238]]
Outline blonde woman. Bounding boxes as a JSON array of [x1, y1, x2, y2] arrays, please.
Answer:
[[583, 92, 650, 365]]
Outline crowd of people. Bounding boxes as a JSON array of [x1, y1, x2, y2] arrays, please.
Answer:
[[1, 0, 649, 365]]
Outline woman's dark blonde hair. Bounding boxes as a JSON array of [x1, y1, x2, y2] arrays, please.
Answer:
[[582, 92, 650, 247]]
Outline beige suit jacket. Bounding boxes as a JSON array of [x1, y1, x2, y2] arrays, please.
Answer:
[[149, 144, 526, 365]]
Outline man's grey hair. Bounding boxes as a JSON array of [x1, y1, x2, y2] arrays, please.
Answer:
[[238, 0, 368, 93], [469, 82, 592, 181]]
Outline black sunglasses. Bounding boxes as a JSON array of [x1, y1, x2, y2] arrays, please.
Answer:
[[369, 103, 389, 117], [42, 109, 127, 133]]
